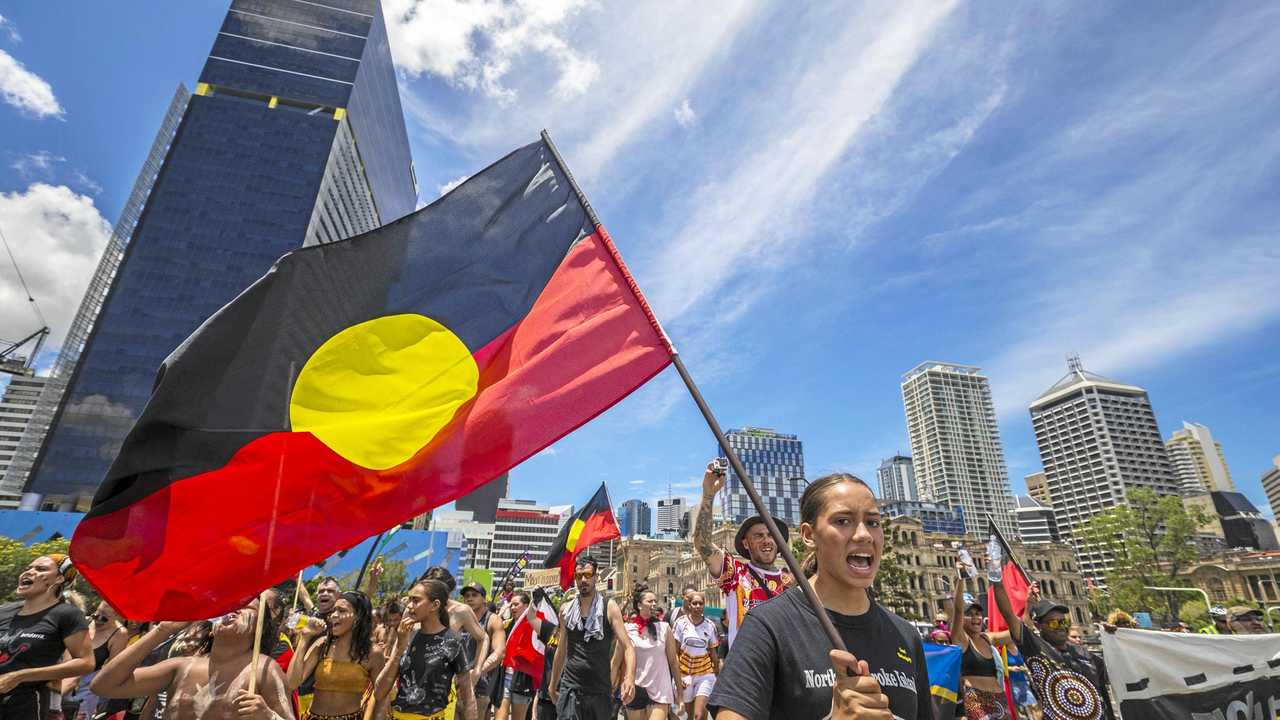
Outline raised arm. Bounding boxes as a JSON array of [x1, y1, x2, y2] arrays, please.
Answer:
[[695, 462, 728, 579], [91, 623, 186, 699], [286, 622, 328, 691], [373, 616, 416, 701], [607, 599, 636, 704], [990, 580, 1024, 644], [949, 563, 969, 651]]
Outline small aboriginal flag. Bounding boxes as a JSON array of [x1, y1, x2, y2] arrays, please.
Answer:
[[71, 137, 672, 619], [544, 483, 621, 589], [985, 517, 1030, 633]]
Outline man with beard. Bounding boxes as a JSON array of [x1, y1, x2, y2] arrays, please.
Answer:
[[693, 461, 794, 649], [91, 594, 293, 720], [549, 558, 634, 720], [990, 561, 1115, 720]]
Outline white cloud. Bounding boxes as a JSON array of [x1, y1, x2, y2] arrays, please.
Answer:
[[0, 184, 112, 351], [0, 48, 63, 118], [0, 15, 20, 43], [72, 170, 103, 196], [11, 150, 64, 177], [383, 0, 597, 104], [646, 1, 964, 324], [673, 99, 696, 128], [535, 446, 558, 458], [437, 174, 470, 197]]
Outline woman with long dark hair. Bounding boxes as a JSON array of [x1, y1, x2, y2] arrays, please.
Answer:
[[623, 586, 680, 720], [373, 579, 476, 720], [288, 590, 384, 720], [709, 473, 932, 720], [0, 554, 93, 719], [948, 570, 1009, 720]]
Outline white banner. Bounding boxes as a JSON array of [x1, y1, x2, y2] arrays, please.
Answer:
[[1101, 628, 1280, 719]]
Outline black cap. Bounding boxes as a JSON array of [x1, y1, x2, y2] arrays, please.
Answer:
[[460, 581, 486, 597], [735, 516, 789, 558], [964, 599, 986, 613], [1030, 599, 1070, 622]]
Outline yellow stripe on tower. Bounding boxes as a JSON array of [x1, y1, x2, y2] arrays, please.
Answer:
[[566, 519, 585, 552]]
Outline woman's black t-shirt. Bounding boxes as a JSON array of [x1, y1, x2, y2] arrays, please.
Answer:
[[0, 601, 88, 688], [709, 587, 931, 720], [394, 628, 467, 716]]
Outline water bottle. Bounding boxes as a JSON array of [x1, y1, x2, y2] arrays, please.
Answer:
[[985, 534, 1003, 583], [955, 546, 976, 580]]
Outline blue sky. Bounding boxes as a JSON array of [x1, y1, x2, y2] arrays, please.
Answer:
[[1, 2, 1278, 519]]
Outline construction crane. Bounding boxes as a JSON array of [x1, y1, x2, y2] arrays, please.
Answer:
[[0, 326, 49, 376], [1, 216, 50, 376]]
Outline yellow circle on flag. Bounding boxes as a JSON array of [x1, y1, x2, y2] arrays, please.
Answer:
[[289, 314, 479, 470]]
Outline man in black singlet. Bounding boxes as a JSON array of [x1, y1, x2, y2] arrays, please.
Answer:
[[548, 558, 634, 720]]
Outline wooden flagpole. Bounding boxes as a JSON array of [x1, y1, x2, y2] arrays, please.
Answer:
[[539, 129, 849, 655]]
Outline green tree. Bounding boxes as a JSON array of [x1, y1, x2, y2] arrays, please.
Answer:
[[1178, 599, 1209, 629], [873, 519, 917, 619], [1076, 488, 1209, 621]]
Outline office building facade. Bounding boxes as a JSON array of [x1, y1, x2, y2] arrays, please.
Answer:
[[876, 455, 918, 503], [1028, 355, 1179, 578], [656, 497, 686, 535], [1263, 456, 1280, 522], [718, 427, 806, 525], [490, 499, 566, 583], [1024, 471, 1050, 507], [880, 500, 966, 536], [900, 361, 1015, 538], [618, 499, 652, 537], [455, 473, 509, 524], [429, 509, 496, 569], [25, 0, 416, 508], [1014, 495, 1060, 545], [1166, 422, 1235, 495], [0, 376, 49, 508]]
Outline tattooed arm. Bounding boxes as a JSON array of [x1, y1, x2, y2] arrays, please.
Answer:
[[695, 461, 727, 579]]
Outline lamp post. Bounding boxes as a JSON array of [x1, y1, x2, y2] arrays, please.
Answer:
[[1144, 585, 1212, 624]]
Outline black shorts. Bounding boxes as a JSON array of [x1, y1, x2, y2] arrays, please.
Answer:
[[554, 688, 613, 720], [0, 686, 49, 720], [622, 685, 653, 711]]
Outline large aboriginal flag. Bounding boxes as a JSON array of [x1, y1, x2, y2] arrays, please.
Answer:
[[544, 483, 620, 589], [71, 137, 673, 619]]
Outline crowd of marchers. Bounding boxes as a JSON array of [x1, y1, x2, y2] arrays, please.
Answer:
[[1, 462, 1275, 720]]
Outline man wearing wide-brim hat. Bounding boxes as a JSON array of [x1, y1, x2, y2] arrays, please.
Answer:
[[692, 460, 795, 650]]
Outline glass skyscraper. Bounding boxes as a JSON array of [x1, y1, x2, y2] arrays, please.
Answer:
[[26, 0, 416, 508], [719, 427, 806, 525]]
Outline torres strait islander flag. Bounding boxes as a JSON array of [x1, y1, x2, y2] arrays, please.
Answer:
[[71, 136, 673, 619], [544, 483, 621, 589]]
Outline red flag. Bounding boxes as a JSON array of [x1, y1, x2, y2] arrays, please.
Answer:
[[71, 139, 672, 619], [503, 594, 558, 686]]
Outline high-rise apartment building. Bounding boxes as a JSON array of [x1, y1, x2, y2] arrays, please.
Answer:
[[1028, 355, 1179, 578], [490, 499, 566, 583], [879, 500, 966, 535], [1014, 495, 1060, 544], [1262, 456, 1280, 521], [718, 427, 806, 525], [429, 509, 495, 569], [900, 361, 1015, 538], [1024, 471, 1050, 507], [656, 497, 686, 535], [0, 376, 49, 509], [455, 474, 509, 524], [25, 0, 416, 509], [618, 499, 652, 537], [1166, 422, 1234, 495], [876, 455, 918, 503]]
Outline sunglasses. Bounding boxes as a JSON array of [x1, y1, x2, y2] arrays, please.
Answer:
[[92, 614, 111, 623], [1040, 618, 1070, 631], [575, 570, 595, 579]]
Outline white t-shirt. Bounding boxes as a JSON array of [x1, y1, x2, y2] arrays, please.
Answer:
[[672, 615, 718, 676]]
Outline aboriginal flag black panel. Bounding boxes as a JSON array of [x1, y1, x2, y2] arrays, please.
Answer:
[[544, 482, 620, 589], [70, 139, 673, 619]]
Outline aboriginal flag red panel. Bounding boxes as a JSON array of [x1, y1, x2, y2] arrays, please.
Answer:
[[71, 139, 673, 619]]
